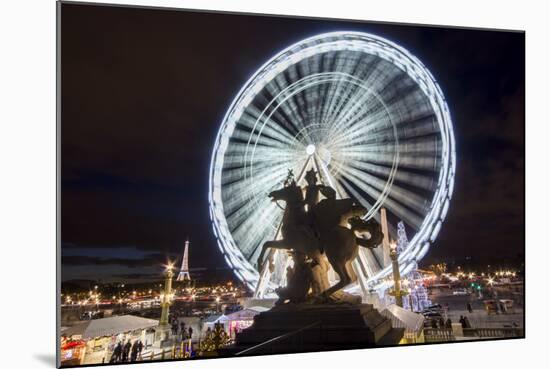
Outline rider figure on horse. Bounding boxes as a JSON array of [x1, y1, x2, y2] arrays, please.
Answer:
[[303, 169, 378, 250]]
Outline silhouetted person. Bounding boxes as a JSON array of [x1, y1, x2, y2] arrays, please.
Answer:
[[188, 326, 193, 340], [181, 328, 187, 341], [130, 341, 139, 362], [111, 342, 122, 363], [122, 340, 131, 361], [445, 318, 452, 328], [459, 315, 466, 328], [467, 302, 473, 313], [137, 340, 143, 359]]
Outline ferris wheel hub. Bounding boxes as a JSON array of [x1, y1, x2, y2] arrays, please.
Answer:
[[306, 144, 316, 156]]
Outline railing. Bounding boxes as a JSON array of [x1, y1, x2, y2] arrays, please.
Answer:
[[424, 328, 455, 342], [424, 327, 523, 343], [115, 340, 193, 362], [463, 327, 523, 338], [235, 321, 321, 356], [141, 348, 173, 361], [104, 349, 174, 364]]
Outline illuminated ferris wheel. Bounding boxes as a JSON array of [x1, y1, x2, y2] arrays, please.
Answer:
[[208, 32, 455, 296]]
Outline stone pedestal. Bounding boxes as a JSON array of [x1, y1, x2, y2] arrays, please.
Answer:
[[153, 324, 173, 348], [451, 322, 464, 338], [224, 303, 404, 356]]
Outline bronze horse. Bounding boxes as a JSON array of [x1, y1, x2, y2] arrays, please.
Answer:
[[257, 181, 383, 299]]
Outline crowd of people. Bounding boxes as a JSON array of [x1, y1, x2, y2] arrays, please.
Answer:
[[168, 311, 205, 342], [103, 307, 219, 363], [109, 338, 144, 363], [170, 316, 194, 341]]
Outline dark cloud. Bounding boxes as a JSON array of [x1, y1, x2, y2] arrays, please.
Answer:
[[61, 254, 166, 268]]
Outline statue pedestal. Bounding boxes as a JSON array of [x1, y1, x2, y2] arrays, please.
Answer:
[[153, 325, 173, 348], [225, 303, 404, 356]]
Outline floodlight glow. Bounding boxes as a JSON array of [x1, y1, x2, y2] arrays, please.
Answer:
[[208, 31, 455, 294]]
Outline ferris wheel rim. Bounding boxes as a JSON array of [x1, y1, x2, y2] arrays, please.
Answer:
[[208, 31, 456, 291]]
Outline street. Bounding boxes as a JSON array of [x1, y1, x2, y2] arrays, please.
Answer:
[[429, 289, 524, 328]]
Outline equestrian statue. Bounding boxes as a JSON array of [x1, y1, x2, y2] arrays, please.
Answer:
[[257, 169, 383, 304]]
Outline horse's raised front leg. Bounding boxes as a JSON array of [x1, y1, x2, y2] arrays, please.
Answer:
[[257, 240, 292, 273]]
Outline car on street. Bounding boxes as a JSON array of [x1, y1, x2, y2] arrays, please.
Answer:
[[422, 311, 443, 319], [453, 289, 470, 296]]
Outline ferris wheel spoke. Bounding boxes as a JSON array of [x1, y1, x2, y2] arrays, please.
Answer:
[[337, 166, 424, 229], [230, 204, 281, 258], [239, 110, 300, 147], [329, 91, 428, 149], [247, 134, 299, 155], [338, 161, 428, 215], [328, 120, 395, 151], [300, 54, 320, 122], [319, 73, 352, 125], [327, 100, 392, 146], [340, 156, 436, 192], [263, 81, 308, 137], [326, 87, 376, 136], [222, 158, 295, 187], [229, 135, 298, 157], [332, 85, 383, 124], [323, 57, 385, 126], [338, 137, 439, 171], [285, 64, 310, 125], [314, 55, 339, 125], [222, 163, 297, 214]]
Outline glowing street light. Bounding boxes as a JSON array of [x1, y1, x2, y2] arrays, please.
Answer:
[[388, 242, 407, 307], [159, 263, 175, 329]]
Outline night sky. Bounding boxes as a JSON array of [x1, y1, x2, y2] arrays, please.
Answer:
[[60, 3, 525, 283]]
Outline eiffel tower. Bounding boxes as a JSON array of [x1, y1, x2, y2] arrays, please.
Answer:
[[176, 238, 191, 281]]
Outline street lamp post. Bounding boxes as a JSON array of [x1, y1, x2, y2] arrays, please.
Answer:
[[159, 265, 174, 327], [388, 242, 407, 308], [155, 264, 174, 347]]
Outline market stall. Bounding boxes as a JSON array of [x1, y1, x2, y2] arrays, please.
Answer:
[[202, 306, 269, 338], [60, 337, 87, 366], [61, 315, 159, 365]]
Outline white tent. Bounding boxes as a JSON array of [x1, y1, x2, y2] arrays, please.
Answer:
[[63, 315, 159, 339], [203, 306, 269, 337]]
